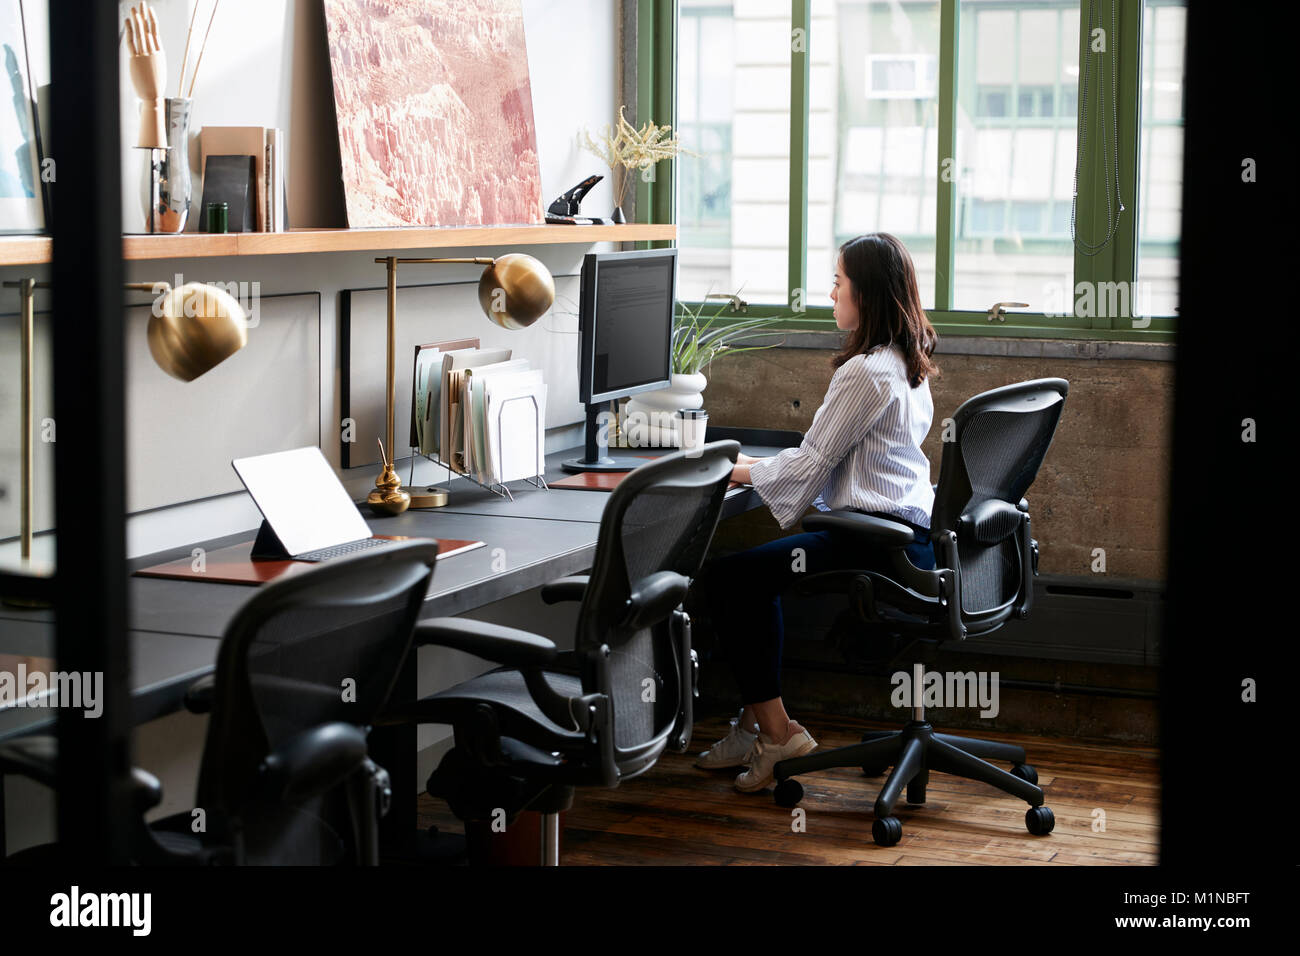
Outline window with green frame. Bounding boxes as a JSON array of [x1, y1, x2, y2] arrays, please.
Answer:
[[645, 0, 1183, 341]]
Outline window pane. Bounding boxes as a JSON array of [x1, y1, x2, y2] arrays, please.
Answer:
[[953, 2, 1078, 312], [676, 0, 790, 304], [1136, 0, 1185, 317], [811, 0, 941, 309]]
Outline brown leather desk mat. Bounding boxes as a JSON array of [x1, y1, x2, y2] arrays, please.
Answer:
[[134, 536, 484, 587], [550, 470, 742, 493]]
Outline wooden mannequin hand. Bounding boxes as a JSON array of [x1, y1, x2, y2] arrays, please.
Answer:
[[125, 2, 167, 148]]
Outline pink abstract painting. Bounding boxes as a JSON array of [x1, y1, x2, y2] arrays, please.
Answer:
[[322, 0, 544, 227]]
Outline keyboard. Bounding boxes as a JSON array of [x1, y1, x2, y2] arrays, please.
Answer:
[[294, 537, 398, 563]]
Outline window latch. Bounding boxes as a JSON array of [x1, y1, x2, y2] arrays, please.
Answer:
[[705, 293, 748, 314], [987, 301, 1029, 323]]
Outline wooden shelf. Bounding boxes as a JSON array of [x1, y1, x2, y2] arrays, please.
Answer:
[[0, 223, 677, 267]]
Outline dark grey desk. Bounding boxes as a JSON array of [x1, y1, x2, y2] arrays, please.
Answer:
[[0, 617, 219, 741], [0, 439, 788, 745], [343, 443, 787, 524], [1, 436, 798, 854]]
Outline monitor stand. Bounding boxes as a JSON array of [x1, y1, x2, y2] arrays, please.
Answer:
[[561, 402, 647, 473]]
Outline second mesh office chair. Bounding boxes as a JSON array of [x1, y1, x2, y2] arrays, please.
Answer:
[[0, 540, 439, 865], [383, 441, 739, 865], [770, 379, 1068, 847]]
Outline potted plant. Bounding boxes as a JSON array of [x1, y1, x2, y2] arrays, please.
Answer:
[[624, 293, 787, 447]]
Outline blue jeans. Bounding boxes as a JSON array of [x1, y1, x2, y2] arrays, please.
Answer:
[[698, 521, 934, 704]]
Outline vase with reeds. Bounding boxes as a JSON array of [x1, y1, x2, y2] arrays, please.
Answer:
[[582, 106, 693, 223]]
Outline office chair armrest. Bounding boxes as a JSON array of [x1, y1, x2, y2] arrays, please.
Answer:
[[0, 736, 162, 814], [130, 768, 164, 813], [414, 617, 558, 668], [959, 498, 1026, 545], [183, 673, 215, 714], [665, 608, 697, 753], [258, 722, 369, 804], [0, 735, 57, 787], [803, 510, 916, 549], [540, 575, 590, 605], [623, 571, 691, 629]]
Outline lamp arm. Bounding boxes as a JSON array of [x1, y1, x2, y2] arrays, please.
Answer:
[[372, 257, 496, 266], [1, 280, 48, 567]]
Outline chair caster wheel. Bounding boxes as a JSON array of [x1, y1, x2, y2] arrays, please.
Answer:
[[872, 816, 902, 847], [861, 764, 888, 777], [906, 783, 926, 805], [773, 778, 803, 808], [1025, 805, 1055, 835], [1010, 764, 1038, 785]]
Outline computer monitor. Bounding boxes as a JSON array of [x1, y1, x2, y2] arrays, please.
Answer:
[[562, 248, 677, 473]]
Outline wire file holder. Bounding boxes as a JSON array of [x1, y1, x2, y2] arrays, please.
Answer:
[[408, 392, 548, 502]]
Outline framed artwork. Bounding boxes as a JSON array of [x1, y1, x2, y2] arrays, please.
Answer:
[[322, 0, 544, 228], [0, 0, 44, 233]]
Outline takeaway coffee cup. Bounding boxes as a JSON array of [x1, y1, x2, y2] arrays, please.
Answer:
[[679, 408, 708, 456]]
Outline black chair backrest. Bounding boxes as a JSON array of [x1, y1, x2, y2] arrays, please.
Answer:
[[576, 441, 738, 762], [196, 540, 438, 863], [932, 379, 1067, 619]]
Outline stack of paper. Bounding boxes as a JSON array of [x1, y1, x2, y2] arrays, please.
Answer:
[[411, 345, 547, 486]]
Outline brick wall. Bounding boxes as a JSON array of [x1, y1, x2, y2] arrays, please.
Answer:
[[700, 337, 1173, 582]]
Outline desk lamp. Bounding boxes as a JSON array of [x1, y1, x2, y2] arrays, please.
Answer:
[[2, 278, 247, 606], [368, 254, 555, 516]]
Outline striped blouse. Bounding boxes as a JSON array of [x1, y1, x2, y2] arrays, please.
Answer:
[[748, 345, 935, 531]]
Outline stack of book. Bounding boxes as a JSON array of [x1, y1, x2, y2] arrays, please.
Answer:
[[198, 126, 288, 232]]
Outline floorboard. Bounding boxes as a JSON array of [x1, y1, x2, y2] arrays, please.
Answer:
[[415, 710, 1160, 865]]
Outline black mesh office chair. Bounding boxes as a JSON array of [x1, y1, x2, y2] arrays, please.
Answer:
[[383, 441, 739, 865], [0, 540, 439, 865], [770, 379, 1068, 847]]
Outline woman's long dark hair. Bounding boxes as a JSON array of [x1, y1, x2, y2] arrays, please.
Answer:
[[833, 233, 939, 387]]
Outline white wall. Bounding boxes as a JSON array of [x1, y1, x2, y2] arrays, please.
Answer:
[[1, 0, 622, 853], [2, 0, 625, 560]]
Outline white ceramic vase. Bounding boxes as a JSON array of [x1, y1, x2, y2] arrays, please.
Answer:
[[624, 372, 707, 448]]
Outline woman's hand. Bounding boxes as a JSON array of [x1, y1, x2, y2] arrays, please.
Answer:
[[731, 453, 763, 484]]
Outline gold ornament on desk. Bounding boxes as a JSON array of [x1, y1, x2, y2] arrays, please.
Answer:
[[366, 253, 555, 515], [367, 439, 412, 515]]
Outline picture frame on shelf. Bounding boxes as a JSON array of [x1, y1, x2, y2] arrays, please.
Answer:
[[0, 0, 46, 234]]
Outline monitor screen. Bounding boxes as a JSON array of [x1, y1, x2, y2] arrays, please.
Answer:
[[582, 250, 676, 402]]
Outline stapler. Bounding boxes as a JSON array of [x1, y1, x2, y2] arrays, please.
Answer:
[[546, 174, 613, 224]]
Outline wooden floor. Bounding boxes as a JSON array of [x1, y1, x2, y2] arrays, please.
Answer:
[[416, 711, 1160, 865]]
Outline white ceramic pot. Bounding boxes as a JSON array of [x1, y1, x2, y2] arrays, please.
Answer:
[[624, 372, 707, 448]]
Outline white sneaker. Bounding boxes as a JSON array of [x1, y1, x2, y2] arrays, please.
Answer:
[[734, 723, 817, 792], [695, 712, 759, 769]]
